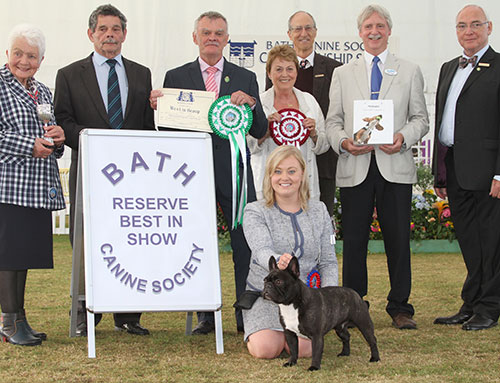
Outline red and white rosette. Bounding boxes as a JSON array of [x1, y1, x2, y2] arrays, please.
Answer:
[[270, 108, 309, 147]]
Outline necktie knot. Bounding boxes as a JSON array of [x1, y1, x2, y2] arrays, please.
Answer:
[[206, 66, 218, 75], [300, 59, 308, 69], [106, 59, 117, 68], [459, 55, 478, 68], [205, 66, 219, 97], [373, 56, 380, 64]]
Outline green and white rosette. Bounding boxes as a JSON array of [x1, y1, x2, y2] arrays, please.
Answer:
[[208, 95, 253, 228]]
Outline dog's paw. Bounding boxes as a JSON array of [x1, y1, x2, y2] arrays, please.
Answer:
[[308, 365, 320, 371], [283, 361, 297, 368], [369, 356, 380, 363]]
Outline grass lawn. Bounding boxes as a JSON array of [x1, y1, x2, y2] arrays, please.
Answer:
[[0, 235, 499, 383]]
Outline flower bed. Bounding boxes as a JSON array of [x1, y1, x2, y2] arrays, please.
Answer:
[[217, 165, 456, 245]]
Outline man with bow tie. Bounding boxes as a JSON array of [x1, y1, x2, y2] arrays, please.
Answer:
[[433, 4, 500, 331]]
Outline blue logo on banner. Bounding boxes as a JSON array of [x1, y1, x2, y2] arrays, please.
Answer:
[[228, 40, 257, 68]]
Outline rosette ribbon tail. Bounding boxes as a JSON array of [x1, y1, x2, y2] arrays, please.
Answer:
[[228, 131, 248, 229]]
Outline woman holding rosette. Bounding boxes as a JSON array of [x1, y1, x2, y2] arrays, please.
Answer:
[[247, 44, 329, 200], [0, 24, 65, 346]]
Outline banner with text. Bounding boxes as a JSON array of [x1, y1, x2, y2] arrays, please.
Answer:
[[81, 129, 221, 313]]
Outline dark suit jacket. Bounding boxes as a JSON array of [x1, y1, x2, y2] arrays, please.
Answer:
[[54, 53, 155, 206], [433, 46, 500, 191], [163, 58, 267, 201], [266, 53, 342, 179]]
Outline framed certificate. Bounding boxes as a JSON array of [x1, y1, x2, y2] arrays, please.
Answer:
[[353, 100, 394, 145], [157, 88, 216, 133]]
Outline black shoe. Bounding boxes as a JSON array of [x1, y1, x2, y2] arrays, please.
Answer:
[[434, 312, 472, 325], [192, 321, 215, 335], [76, 321, 87, 337], [115, 322, 150, 335], [18, 309, 46, 341], [1, 313, 41, 346], [237, 325, 244, 334], [462, 314, 498, 331]]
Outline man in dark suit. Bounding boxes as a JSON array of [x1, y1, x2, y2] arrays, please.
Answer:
[[265, 11, 342, 216], [54, 4, 154, 336], [433, 4, 500, 331], [150, 11, 267, 334]]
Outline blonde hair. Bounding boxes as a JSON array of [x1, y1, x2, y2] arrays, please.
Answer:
[[263, 146, 310, 210]]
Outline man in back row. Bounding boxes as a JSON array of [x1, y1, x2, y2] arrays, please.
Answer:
[[266, 10, 342, 217]]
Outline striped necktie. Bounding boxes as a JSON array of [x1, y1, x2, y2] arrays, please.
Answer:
[[370, 56, 382, 100], [106, 59, 123, 129], [205, 66, 219, 98]]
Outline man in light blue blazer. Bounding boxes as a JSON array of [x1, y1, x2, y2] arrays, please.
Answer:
[[326, 4, 429, 329]]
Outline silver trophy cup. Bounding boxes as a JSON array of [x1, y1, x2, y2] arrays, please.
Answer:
[[36, 103, 54, 145]]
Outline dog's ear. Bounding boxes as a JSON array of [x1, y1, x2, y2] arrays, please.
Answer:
[[287, 256, 300, 278], [269, 256, 278, 271]]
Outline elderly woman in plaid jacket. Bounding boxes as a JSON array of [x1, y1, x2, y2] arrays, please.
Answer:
[[0, 24, 65, 346]]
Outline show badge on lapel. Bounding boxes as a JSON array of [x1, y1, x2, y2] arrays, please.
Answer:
[[477, 62, 490, 72]]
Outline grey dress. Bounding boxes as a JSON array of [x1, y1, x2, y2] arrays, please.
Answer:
[[242, 199, 338, 340]]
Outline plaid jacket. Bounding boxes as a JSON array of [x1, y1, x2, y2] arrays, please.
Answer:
[[0, 65, 65, 210]]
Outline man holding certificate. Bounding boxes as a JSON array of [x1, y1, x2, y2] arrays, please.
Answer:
[[150, 11, 267, 335], [325, 4, 428, 329]]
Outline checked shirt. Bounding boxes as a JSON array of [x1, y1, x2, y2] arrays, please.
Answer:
[[0, 65, 65, 210]]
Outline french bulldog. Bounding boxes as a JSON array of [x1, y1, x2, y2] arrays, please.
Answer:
[[262, 256, 380, 371]]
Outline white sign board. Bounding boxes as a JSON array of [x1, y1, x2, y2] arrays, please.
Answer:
[[80, 129, 221, 313]]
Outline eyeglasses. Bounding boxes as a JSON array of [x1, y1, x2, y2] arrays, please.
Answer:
[[289, 25, 316, 34], [456, 21, 489, 32]]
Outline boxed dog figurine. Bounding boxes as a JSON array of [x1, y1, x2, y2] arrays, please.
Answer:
[[353, 100, 394, 145]]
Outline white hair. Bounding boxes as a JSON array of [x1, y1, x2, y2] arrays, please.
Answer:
[[357, 4, 393, 31], [8, 24, 46, 62]]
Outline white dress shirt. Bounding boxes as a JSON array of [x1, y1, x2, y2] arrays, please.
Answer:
[[297, 51, 315, 69], [363, 49, 389, 88], [439, 44, 489, 147]]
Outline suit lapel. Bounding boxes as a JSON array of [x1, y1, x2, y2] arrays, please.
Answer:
[[437, 58, 459, 116], [123, 57, 134, 121], [460, 46, 495, 97], [353, 58, 370, 99], [379, 53, 399, 100], [0, 66, 37, 110], [312, 54, 326, 101], [219, 58, 234, 96], [80, 54, 109, 124], [8, 76, 37, 111]]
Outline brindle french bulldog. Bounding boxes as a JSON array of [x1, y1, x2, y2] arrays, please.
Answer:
[[262, 256, 380, 371]]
